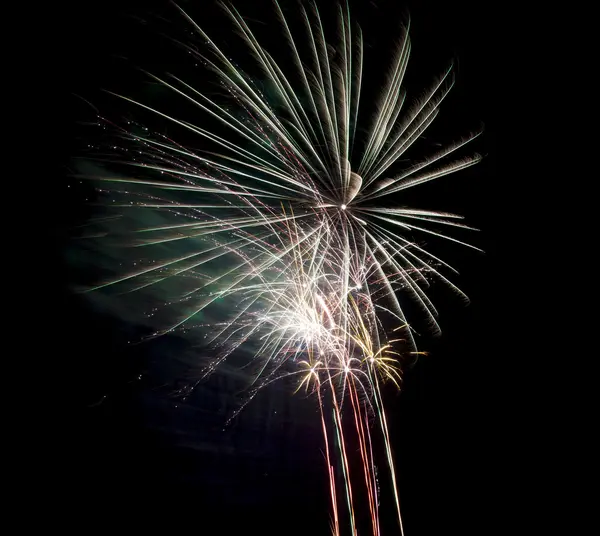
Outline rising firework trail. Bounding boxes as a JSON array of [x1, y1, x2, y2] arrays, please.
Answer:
[[80, 1, 482, 533]]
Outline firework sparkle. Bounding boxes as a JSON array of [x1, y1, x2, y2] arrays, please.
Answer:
[[78, 2, 482, 534]]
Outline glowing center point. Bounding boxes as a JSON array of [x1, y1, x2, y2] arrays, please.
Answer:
[[341, 204, 347, 210]]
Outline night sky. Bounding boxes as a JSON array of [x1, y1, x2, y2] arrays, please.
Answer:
[[54, 1, 506, 534]]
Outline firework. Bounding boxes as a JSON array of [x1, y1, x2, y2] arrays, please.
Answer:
[[81, 1, 481, 534]]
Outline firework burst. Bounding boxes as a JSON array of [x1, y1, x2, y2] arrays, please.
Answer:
[[79, 2, 482, 534]]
